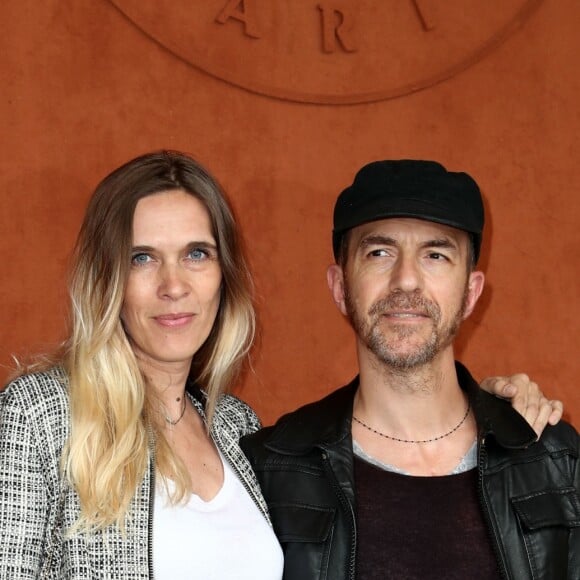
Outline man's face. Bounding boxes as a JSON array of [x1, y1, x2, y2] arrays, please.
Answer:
[[327, 218, 484, 370]]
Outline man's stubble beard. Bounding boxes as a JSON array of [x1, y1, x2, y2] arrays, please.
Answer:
[[344, 281, 469, 371]]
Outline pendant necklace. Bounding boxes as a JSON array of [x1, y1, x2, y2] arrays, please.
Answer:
[[352, 401, 471, 444], [164, 395, 187, 426]]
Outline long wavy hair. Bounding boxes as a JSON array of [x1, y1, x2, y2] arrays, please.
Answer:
[[62, 151, 255, 530]]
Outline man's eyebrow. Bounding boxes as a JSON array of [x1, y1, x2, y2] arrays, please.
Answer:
[[359, 235, 398, 249], [356, 235, 460, 253], [420, 238, 458, 251]]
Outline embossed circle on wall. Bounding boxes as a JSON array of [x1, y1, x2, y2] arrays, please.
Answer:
[[107, 0, 542, 104]]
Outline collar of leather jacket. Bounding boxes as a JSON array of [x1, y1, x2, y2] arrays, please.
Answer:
[[264, 361, 538, 455]]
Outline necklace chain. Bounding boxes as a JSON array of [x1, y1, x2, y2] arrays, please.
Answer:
[[352, 401, 471, 444], [164, 396, 187, 426]]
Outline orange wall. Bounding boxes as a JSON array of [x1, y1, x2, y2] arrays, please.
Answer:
[[1, 0, 578, 426]]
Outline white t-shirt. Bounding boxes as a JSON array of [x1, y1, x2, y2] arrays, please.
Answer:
[[153, 454, 284, 580]]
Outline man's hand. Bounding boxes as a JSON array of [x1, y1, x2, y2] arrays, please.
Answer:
[[480, 374, 563, 438]]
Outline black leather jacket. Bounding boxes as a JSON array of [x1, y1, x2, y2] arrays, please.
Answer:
[[242, 363, 580, 580]]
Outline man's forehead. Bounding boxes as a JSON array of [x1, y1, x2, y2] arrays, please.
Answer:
[[350, 217, 468, 245]]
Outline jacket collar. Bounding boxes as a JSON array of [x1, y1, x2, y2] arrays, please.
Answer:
[[265, 362, 537, 455], [265, 378, 358, 454], [456, 362, 537, 449]]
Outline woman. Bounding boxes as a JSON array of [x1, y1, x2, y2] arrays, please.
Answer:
[[0, 151, 283, 579], [0, 151, 560, 579]]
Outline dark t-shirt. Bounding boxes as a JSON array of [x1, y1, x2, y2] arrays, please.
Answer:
[[354, 455, 501, 579]]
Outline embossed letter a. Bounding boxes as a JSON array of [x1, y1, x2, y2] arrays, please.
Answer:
[[216, 0, 261, 39]]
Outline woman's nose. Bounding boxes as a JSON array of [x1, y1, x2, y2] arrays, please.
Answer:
[[158, 263, 191, 300]]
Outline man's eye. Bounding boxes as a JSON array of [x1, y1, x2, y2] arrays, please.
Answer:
[[131, 253, 151, 266], [428, 252, 448, 261], [369, 249, 388, 257]]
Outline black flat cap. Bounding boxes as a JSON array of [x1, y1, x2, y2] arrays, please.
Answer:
[[332, 160, 484, 263]]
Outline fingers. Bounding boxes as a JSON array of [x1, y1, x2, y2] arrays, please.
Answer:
[[507, 374, 548, 437], [479, 375, 519, 398], [530, 397, 552, 438], [530, 397, 563, 437], [503, 374, 563, 436], [479, 373, 563, 438], [548, 400, 563, 425]]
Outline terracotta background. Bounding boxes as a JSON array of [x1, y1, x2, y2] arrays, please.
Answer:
[[1, 0, 578, 426]]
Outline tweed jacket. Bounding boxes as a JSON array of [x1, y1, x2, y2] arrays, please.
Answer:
[[0, 368, 270, 579]]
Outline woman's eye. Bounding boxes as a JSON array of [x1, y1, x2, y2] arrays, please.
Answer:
[[131, 253, 151, 266], [188, 248, 209, 261]]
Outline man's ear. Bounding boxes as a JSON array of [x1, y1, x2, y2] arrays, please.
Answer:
[[463, 270, 485, 319], [327, 264, 348, 316]]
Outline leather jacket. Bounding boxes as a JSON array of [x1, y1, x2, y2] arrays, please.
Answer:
[[241, 363, 580, 580]]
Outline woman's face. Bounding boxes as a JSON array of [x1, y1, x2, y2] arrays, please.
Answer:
[[121, 189, 222, 372]]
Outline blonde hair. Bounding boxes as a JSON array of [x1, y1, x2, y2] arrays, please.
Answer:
[[61, 151, 255, 529]]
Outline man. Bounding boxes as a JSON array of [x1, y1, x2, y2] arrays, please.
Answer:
[[242, 160, 579, 579]]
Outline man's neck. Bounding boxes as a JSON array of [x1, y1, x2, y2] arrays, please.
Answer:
[[353, 345, 476, 476], [355, 343, 461, 415]]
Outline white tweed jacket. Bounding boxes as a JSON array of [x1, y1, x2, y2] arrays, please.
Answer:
[[0, 368, 270, 579]]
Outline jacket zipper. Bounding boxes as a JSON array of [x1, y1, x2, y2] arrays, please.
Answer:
[[477, 437, 509, 580], [147, 438, 156, 580], [188, 392, 269, 523], [322, 451, 356, 580], [144, 396, 268, 580], [212, 432, 269, 522]]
